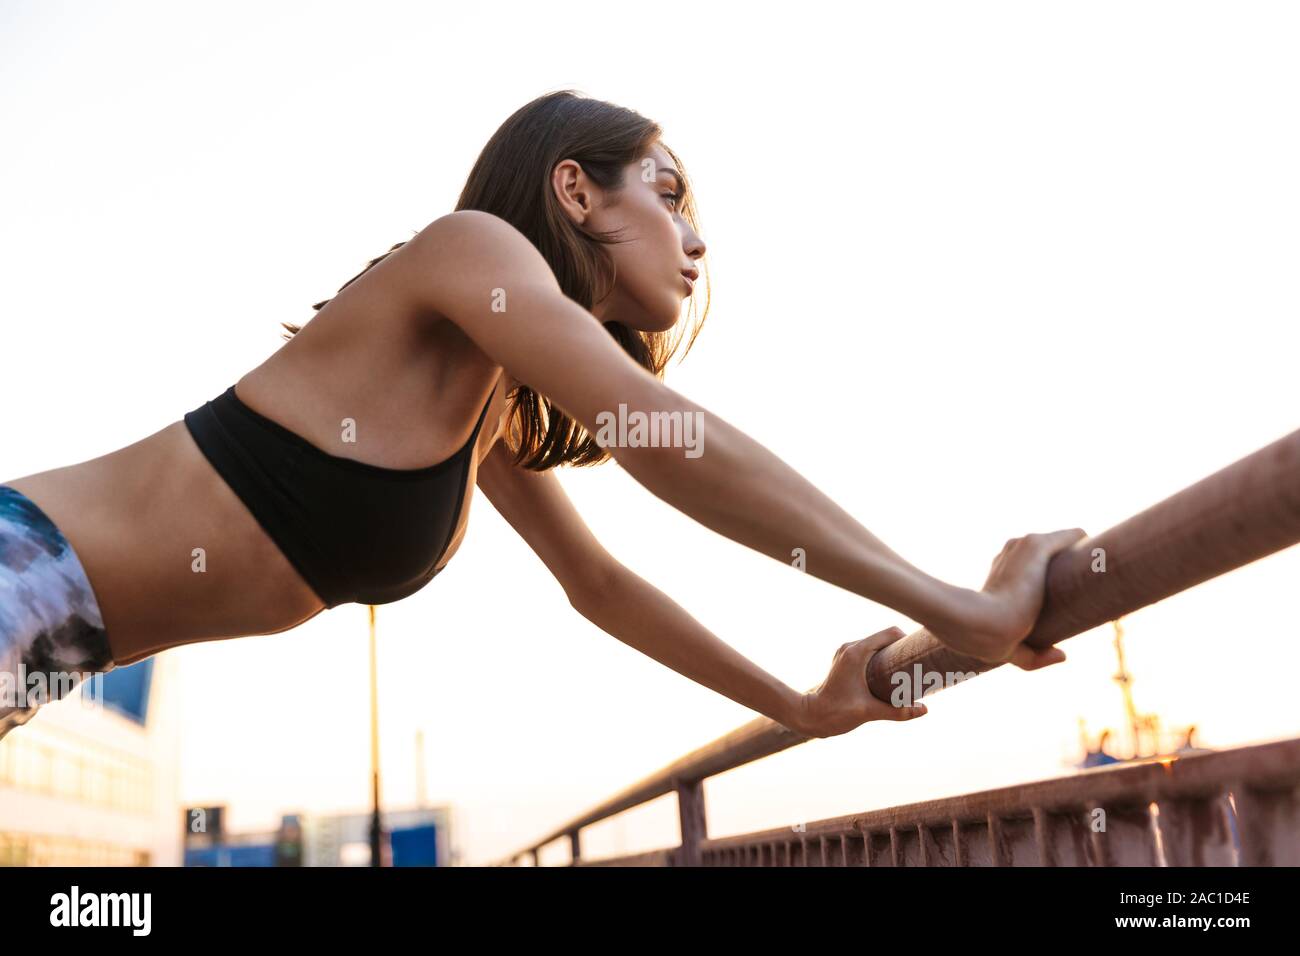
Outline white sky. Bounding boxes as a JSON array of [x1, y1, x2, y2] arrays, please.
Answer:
[[2, 0, 1297, 866]]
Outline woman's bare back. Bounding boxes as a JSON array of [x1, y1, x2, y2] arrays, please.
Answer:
[[4, 248, 508, 667]]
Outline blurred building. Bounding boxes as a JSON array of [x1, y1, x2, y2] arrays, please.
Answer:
[[305, 806, 449, 867], [182, 809, 303, 867], [182, 805, 450, 866], [0, 654, 184, 865]]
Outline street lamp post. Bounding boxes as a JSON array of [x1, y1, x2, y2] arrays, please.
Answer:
[[368, 604, 385, 867]]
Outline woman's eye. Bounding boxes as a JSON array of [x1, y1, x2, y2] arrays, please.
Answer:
[[662, 191, 680, 211]]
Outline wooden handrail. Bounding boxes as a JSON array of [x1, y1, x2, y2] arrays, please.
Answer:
[[867, 426, 1300, 699], [504, 427, 1300, 865]]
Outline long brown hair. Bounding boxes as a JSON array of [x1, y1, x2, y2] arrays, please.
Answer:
[[280, 89, 710, 470]]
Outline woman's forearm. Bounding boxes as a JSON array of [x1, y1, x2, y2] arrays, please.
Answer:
[[573, 567, 805, 733], [610, 398, 971, 633]]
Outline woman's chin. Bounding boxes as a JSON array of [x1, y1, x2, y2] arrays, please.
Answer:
[[653, 297, 689, 332], [654, 311, 682, 333], [622, 309, 680, 334], [606, 293, 684, 334]]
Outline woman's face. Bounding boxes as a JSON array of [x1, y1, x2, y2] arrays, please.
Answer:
[[552, 142, 706, 332]]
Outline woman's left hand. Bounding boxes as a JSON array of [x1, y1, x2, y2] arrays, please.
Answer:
[[795, 626, 928, 738]]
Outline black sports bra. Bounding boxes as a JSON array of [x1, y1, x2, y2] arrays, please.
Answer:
[[183, 382, 497, 608]]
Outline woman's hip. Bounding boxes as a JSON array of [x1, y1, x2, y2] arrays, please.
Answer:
[[0, 484, 115, 739]]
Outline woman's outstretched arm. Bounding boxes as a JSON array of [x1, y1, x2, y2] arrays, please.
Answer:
[[477, 439, 792, 727], [475, 440, 926, 738], [402, 210, 1082, 665]]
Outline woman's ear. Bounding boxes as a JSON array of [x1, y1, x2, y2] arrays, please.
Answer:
[[551, 158, 598, 225]]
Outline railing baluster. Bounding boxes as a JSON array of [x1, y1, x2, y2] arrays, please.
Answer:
[[996, 814, 1040, 866], [1234, 783, 1300, 865], [988, 812, 1006, 866], [1155, 792, 1237, 866], [1033, 806, 1091, 866], [920, 821, 956, 866], [844, 831, 866, 866], [1088, 802, 1159, 866], [959, 819, 995, 866], [866, 830, 889, 867]]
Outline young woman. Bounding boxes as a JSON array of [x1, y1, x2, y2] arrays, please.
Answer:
[[0, 90, 1083, 742]]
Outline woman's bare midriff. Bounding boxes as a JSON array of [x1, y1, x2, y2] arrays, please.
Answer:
[[5, 421, 329, 666], [3, 250, 510, 669]]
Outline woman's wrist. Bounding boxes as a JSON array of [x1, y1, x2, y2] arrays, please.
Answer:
[[912, 581, 1012, 660], [916, 578, 981, 637], [785, 689, 812, 737], [865, 556, 972, 636]]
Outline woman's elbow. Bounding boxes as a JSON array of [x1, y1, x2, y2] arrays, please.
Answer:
[[565, 558, 625, 618]]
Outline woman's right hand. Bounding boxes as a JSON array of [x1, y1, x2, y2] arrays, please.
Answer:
[[796, 626, 929, 738], [926, 529, 1088, 670]]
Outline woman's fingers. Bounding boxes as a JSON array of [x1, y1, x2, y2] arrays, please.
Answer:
[[857, 625, 908, 655], [883, 702, 928, 721], [993, 530, 1084, 668], [1036, 527, 1088, 556], [999, 528, 1087, 559], [1008, 643, 1067, 671], [852, 626, 911, 693]]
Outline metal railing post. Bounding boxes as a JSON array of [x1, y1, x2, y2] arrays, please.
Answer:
[[675, 776, 707, 866]]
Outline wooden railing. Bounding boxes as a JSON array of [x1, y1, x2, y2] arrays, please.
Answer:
[[500, 427, 1300, 867]]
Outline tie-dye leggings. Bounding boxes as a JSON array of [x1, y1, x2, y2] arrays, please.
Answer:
[[0, 485, 116, 740]]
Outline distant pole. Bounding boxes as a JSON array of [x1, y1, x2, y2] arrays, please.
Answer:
[[1111, 619, 1143, 758], [368, 604, 385, 867], [415, 728, 427, 809]]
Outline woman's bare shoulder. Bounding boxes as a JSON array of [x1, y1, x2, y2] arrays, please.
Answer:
[[398, 211, 559, 310], [413, 209, 521, 244]]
